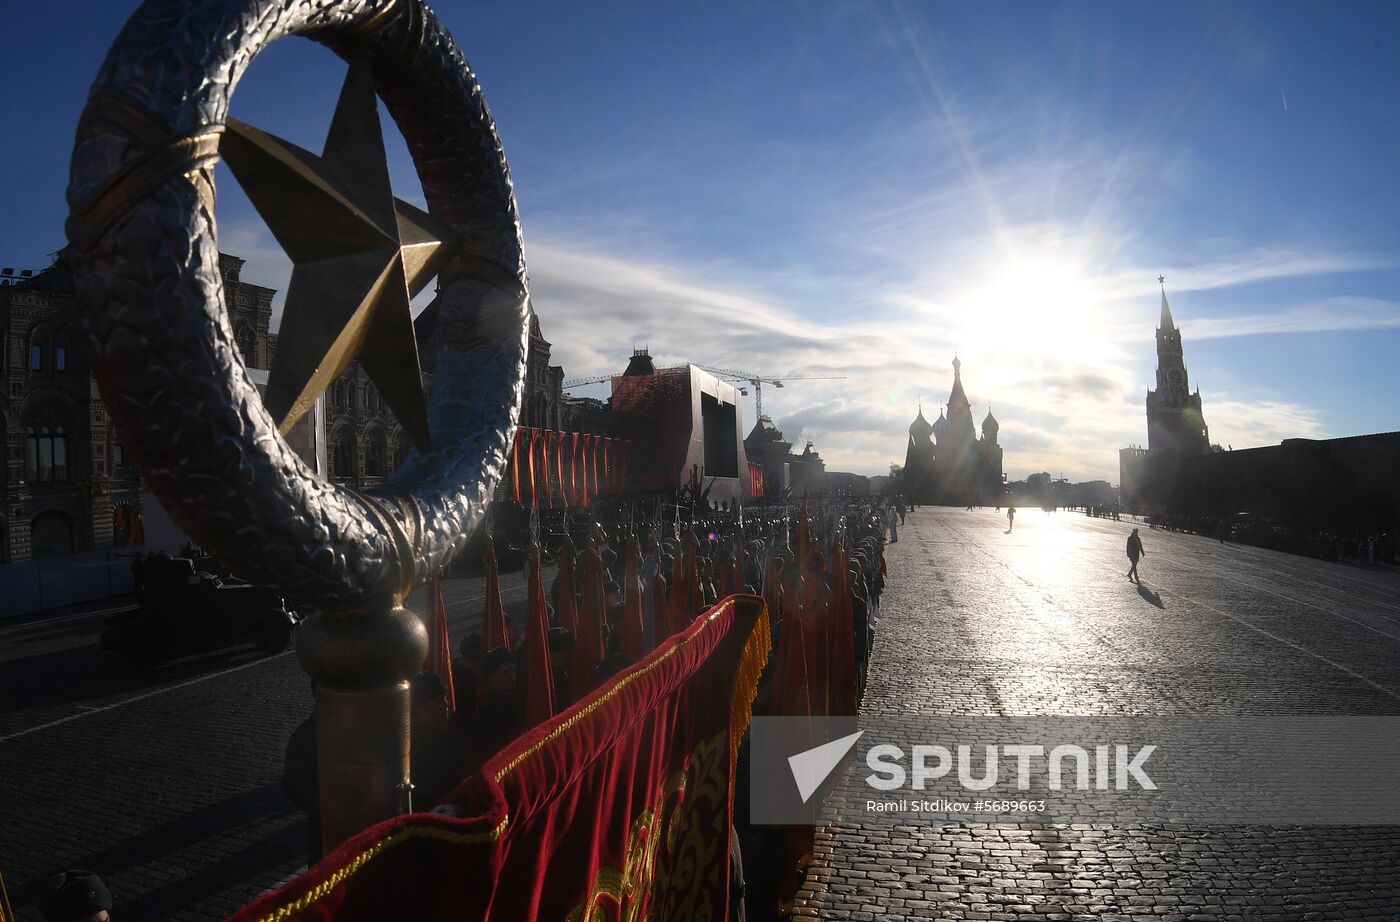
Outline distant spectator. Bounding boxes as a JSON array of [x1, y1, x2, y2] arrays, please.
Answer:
[[451, 632, 483, 717], [410, 672, 467, 810]]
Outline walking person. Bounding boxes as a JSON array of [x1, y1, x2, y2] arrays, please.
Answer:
[[1126, 528, 1145, 583], [885, 504, 899, 543], [1006, 504, 1016, 532]]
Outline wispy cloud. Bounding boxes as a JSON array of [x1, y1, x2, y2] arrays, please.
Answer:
[[1205, 398, 1327, 449], [1187, 297, 1400, 339]]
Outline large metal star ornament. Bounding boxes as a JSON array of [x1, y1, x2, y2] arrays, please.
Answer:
[[219, 57, 454, 453]]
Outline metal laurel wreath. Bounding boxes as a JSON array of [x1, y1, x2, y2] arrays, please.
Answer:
[[66, 0, 529, 611]]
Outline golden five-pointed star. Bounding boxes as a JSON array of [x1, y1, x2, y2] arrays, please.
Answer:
[[219, 58, 455, 454]]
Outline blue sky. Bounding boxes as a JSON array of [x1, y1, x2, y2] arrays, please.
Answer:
[[4, 1, 1399, 480]]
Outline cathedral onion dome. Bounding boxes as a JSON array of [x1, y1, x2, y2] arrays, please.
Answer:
[[931, 407, 950, 441], [909, 406, 934, 439], [982, 407, 999, 435]]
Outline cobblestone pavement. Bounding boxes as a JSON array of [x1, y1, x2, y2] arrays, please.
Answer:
[[0, 566, 534, 921], [794, 506, 1400, 922]]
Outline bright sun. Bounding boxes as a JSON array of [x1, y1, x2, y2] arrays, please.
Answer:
[[959, 258, 1104, 360]]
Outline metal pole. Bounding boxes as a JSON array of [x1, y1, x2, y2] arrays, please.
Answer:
[[296, 602, 428, 853]]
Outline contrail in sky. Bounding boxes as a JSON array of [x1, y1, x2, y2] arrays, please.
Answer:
[[1280, 87, 1289, 112]]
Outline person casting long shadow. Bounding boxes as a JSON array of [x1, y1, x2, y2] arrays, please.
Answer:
[[1126, 528, 1145, 582]]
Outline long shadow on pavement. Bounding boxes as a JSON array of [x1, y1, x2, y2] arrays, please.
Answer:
[[9, 783, 303, 921], [1136, 583, 1165, 608]]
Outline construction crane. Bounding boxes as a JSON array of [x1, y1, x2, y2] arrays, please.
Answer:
[[564, 364, 845, 420], [691, 365, 845, 420], [561, 373, 614, 389]]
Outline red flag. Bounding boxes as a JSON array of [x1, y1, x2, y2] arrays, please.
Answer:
[[568, 432, 580, 507], [481, 546, 513, 652], [553, 542, 578, 634], [800, 550, 831, 718], [602, 438, 612, 494], [526, 428, 540, 509], [548, 428, 565, 509], [582, 435, 595, 507], [590, 435, 601, 501], [666, 539, 691, 636], [722, 534, 745, 598], [618, 539, 645, 661], [796, 507, 812, 565], [828, 541, 858, 717], [424, 572, 457, 717], [510, 428, 522, 504], [233, 596, 772, 922], [519, 548, 555, 728], [542, 431, 555, 509], [645, 563, 668, 653], [591, 434, 602, 500], [571, 546, 607, 699], [767, 563, 816, 911]]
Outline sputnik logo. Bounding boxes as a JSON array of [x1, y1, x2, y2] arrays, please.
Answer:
[[788, 730, 865, 803]]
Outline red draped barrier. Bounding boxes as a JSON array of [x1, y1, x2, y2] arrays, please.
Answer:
[[233, 596, 771, 922]]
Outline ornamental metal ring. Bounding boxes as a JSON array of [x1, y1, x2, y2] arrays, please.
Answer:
[[66, 0, 529, 611]]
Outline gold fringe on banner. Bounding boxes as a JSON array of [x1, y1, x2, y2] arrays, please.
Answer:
[[728, 600, 773, 765]]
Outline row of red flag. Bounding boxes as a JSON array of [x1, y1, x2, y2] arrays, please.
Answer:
[[425, 510, 862, 734], [392, 509, 862, 917], [508, 428, 632, 509]]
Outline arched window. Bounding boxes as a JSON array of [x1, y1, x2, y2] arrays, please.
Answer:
[[54, 344, 67, 372], [366, 386, 379, 413], [332, 428, 356, 481], [365, 431, 387, 478], [25, 422, 68, 482], [29, 344, 42, 372]]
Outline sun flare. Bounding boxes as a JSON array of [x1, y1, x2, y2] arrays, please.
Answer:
[[959, 258, 1105, 360]]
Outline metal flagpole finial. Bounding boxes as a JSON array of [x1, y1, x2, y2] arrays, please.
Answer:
[[1158, 275, 1166, 286]]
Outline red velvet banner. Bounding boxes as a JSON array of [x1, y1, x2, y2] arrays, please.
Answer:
[[232, 596, 771, 922]]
